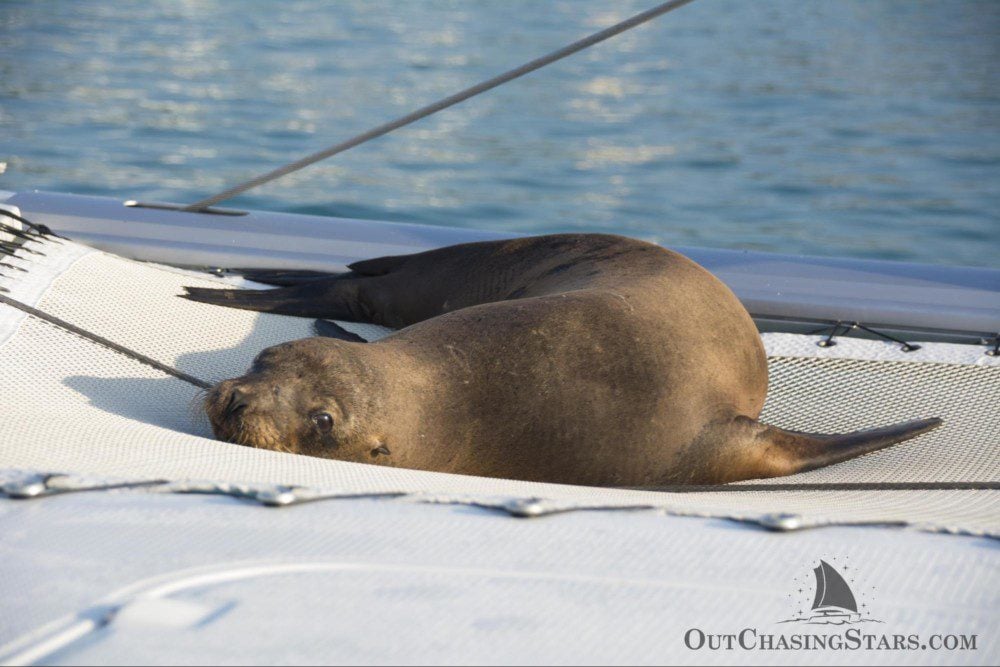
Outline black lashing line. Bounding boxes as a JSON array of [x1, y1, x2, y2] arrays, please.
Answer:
[[0, 292, 212, 389]]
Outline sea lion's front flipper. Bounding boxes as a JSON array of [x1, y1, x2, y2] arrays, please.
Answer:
[[711, 416, 943, 483], [313, 319, 368, 342]]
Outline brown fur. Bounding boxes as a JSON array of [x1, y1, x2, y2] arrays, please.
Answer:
[[187, 234, 940, 486]]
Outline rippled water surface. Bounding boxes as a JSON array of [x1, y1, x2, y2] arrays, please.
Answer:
[[1, 1, 998, 266]]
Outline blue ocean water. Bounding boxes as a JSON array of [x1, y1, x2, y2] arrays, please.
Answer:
[[1, 0, 998, 267]]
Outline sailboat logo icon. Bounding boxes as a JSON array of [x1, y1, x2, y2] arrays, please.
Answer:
[[780, 560, 881, 625]]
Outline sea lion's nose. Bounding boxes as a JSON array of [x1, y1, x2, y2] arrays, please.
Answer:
[[226, 386, 252, 415]]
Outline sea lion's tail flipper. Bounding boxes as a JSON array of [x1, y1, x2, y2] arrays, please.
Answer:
[[725, 416, 943, 481]]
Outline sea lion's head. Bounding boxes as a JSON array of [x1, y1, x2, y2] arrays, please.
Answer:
[[205, 338, 392, 460]]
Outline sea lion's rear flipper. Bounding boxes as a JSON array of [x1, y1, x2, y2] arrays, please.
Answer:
[[181, 277, 373, 322], [238, 269, 339, 287], [181, 252, 418, 321], [718, 416, 943, 482], [348, 254, 410, 276]]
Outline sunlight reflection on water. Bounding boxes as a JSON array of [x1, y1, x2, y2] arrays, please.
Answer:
[[0, 0, 997, 266]]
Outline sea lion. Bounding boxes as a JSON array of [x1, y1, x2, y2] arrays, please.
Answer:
[[184, 234, 941, 486]]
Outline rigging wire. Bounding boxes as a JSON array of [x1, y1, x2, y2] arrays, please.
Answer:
[[182, 0, 698, 212]]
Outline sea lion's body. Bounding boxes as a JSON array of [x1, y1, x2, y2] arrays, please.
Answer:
[[188, 234, 939, 486]]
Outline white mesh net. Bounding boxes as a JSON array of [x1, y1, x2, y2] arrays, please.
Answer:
[[0, 233, 997, 536]]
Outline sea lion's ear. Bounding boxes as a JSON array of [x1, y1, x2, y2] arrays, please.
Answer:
[[369, 440, 391, 458], [313, 319, 368, 343]]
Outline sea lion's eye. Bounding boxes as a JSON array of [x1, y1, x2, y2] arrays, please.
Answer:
[[311, 412, 333, 433]]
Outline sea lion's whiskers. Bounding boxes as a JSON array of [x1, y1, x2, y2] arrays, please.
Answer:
[[187, 386, 212, 423], [233, 420, 250, 448]]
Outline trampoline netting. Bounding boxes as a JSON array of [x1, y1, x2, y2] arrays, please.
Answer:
[[1, 225, 997, 536]]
